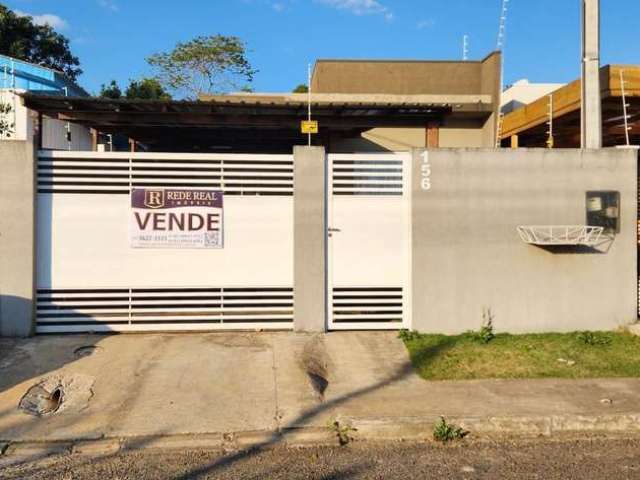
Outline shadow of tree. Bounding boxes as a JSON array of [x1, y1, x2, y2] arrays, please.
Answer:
[[407, 335, 460, 370]]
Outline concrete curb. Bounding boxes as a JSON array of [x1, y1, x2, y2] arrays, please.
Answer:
[[72, 438, 121, 456], [346, 414, 640, 440], [121, 434, 224, 452], [2, 413, 640, 457]]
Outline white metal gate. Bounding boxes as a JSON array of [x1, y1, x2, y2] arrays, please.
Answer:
[[36, 151, 294, 333], [327, 153, 412, 330]]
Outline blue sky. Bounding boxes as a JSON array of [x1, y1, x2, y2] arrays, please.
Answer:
[[5, 0, 640, 95]]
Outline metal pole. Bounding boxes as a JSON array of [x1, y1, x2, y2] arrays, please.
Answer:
[[463, 35, 469, 61], [63, 86, 71, 151], [620, 69, 631, 146], [307, 63, 312, 147], [547, 94, 554, 148], [495, 0, 510, 148], [581, 0, 602, 149]]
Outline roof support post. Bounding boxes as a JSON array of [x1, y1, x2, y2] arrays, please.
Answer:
[[426, 122, 440, 148], [581, 0, 602, 149]]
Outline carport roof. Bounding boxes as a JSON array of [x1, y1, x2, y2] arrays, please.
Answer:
[[22, 91, 493, 124], [21, 92, 494, 151], [501, 65, 640, 147]]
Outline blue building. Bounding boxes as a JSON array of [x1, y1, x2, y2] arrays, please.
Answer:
[[1, 54, 91, 149], [0, 54, 87, 97]]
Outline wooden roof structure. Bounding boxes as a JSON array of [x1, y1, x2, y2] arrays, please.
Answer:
[[22, 92, 494, 152], [501, 65, 640, 147]]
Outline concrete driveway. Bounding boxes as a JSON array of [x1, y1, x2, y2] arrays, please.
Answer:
[[0, 332, 414, 442], [2, 332, 640, 443]]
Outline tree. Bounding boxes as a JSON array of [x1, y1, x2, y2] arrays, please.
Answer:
[[125, 77, 171, 100], [0, 5, 82, 80], [99, 78, 173, 101], [147, 35, 257, 98], [292, 84, 309, 93], [99, 80, 122, 99], [0, 102, 14, 137]]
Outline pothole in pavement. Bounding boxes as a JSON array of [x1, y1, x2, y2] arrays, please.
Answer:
[[73, 345, 103, 358], [19, 384, 63, 416], [18, 374, 95, 417]]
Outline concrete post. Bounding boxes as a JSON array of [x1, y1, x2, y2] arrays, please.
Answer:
[[0, 141, 36, 337], [581, 0, 602, 149], [293, 146, 327, 332]]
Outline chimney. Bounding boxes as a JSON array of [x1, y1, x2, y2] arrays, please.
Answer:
[[581, 0, 602, 149]]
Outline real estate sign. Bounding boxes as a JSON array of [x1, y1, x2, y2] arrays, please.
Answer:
[[130, 188, 223, 249]]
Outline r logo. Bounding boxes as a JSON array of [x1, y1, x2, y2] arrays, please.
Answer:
[[144, 189, 165, 209]]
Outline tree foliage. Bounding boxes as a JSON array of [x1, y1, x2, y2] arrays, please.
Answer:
[[147, 35, 257, 98], [125, 78, 171, 100], [0, 5, 82, 80], [99, 80, 122, 99], [292, 84, 309, 93], [99, 78, 172, 101], [0, 101, 14, 137]]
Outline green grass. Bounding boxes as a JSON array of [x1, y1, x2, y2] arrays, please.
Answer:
[[400, 330, 640, 381]]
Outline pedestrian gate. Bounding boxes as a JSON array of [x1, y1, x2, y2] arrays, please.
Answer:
[[327, 153, 412, 330]]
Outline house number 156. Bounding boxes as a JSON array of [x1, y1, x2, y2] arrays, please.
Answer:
[[421, 151, 431, 191]]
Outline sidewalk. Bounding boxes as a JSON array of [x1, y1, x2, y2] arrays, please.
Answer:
[[1, 332, 640, 449]]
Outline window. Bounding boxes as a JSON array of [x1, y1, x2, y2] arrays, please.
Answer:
[[586, 191, 620, 234]]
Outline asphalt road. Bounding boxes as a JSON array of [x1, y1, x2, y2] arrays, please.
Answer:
[[3, 437, 640, 479]]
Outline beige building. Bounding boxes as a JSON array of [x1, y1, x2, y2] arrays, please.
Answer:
[[309, 52, 502, 151]]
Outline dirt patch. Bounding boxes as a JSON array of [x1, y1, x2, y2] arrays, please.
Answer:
[[299, 336, 332, 399], [19, 373, 95, 416]]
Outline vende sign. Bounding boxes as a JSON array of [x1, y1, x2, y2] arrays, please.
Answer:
[[130, 188, 223, 249]]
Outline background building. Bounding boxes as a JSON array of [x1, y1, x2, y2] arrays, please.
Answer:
[[501, 79, 565, 114], [20, 52, 502, 153], [0, 54, 92, 150], [501, 65, 640, 148]]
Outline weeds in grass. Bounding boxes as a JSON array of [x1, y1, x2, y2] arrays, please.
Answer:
[[327, 420, 357, 446], [433, 417, 467, 442], [404, 330, 640, 381], [398, 329, 421, 342], [576, 331, 613, 347], [467, 308, 495, 344]]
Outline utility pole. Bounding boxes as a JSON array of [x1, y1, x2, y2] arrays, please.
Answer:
[[581, 0, 602, 149]]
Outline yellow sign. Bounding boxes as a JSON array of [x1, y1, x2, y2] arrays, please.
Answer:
[[301, 120, 318, 134]]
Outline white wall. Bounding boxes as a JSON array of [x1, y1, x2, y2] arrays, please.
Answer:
[[501, 80, 565, 113]]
